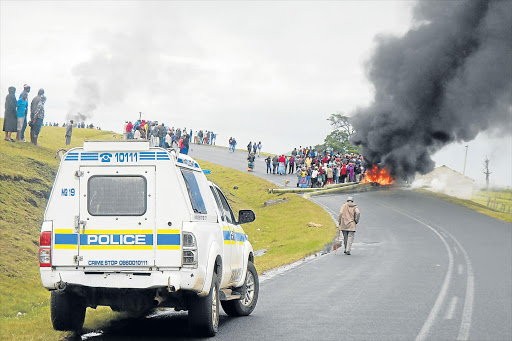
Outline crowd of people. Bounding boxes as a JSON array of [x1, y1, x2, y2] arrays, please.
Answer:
[[3, 86, 363, 186], [246, 141, 263, 156], [124, 120, 217, 155], [46, 121, 100, 129], [262, 147, 365, 188]]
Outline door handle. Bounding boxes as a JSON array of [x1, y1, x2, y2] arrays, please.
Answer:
[[74, 216, 87, 233]]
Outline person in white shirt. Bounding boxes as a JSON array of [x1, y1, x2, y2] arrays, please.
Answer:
[[165, 132, 173, 148], [134, 126, 141, 139]]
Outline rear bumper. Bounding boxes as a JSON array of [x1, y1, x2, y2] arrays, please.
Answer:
[[40, 265, 206, 293]]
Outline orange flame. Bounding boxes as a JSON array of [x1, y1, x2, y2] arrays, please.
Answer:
[[361, 165, 394, 185]]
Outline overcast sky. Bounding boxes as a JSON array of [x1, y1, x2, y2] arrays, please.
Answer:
[[1, 1, 510, 187]]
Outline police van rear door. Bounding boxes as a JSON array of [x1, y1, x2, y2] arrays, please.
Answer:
[[78, 166, 156, 268]]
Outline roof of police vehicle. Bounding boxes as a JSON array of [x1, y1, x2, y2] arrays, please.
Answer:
[[78, 140, 202, 170]]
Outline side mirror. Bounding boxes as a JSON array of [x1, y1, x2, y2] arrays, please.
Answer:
[[238, 210, 256, 224]]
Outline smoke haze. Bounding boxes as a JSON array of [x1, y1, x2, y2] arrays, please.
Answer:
[[350, 0, 512, 180], [65, 30, 206, 122]]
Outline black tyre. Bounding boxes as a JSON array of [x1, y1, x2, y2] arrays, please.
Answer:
[[188, 273, 220, 337], [50, 291, 86, 331], [221, 261, 259, 316]]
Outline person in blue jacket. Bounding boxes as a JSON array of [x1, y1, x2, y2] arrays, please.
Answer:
[[16, 91, 29, 141], [18, 84, 30, 142]]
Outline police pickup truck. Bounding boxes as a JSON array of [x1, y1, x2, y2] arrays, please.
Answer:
[[39, 140, 259, 336]]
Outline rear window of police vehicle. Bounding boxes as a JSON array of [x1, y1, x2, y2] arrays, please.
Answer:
[[181, 170, 207, 214], [88, 176, 147, 216]]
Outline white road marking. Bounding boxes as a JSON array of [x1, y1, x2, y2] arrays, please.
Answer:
[[447, 232, 475, 341], [310, 198, 339, 224], [444, 296, 459, 320], [454, 246, 459, 255], [379, 201, 474, 341], [259, 252, 328, 283], [458, 264, 464, 275], [376, 203, 454, 341]]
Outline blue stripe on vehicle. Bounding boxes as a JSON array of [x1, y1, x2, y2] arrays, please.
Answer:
[[81, 153, 98, 161], [140, 152, 155, 160], [235, 232, 246, 242], [156, 234, 180, 245], [55, 233, 78, 245], [177, 158, 199, 168], [65, 153, 79, 161]]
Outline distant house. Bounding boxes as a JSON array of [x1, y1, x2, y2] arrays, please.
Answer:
[[413, 165, 475, 199]]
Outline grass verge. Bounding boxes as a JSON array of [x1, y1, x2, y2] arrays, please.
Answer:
[[415, 188, 512, 223]]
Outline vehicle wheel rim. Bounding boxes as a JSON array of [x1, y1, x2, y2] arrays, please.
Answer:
[[212, 286, 218, 327], [241, 271, 255, 307]]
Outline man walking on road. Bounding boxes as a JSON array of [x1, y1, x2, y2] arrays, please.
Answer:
[[338, 196, 360, 255]]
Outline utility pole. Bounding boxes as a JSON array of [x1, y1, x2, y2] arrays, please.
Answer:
[[139, 112, 142, 121], [463, 145, 469, 175], [483, 157, 492, 188]]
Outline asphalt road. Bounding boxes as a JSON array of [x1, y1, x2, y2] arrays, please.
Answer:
[[188, 144, 300, 188], [75, 144, 512, 340]]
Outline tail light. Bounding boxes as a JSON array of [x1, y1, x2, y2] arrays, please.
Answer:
[[39, 231, 52, 267], [182, 232, 197, 267]]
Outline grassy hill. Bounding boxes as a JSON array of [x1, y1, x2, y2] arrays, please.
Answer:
[[0, 120, 126, 339], [0, 118, 335, 340]]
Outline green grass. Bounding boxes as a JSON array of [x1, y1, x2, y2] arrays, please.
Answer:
[[472, 189, 512, 214], [198, 160, 336, 271], [415, 188, 512, 223], [0, 118, 335, 340]]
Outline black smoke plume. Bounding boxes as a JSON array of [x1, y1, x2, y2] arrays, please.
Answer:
[[350, 0, 512, 180]]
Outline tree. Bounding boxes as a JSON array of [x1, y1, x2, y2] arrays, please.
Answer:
[[318, 113, 360, 154]]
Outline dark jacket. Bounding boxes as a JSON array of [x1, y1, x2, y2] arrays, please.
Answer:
[[65, 123, 73, 137], [182, 136, 189, 148], [30, 90, 45, 121], [3, 87, 17, 132]]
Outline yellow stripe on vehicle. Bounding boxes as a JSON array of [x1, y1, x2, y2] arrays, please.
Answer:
[[156, 245, 181, 250], [80, 245, 153, 250], [54, 229, 74, 234], [54, 245, 78, 250], [156, 229, 181, 234], [81, 230, 153, 235]]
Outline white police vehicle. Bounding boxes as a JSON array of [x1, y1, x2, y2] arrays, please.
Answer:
[[39, 140, 259, 336]]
